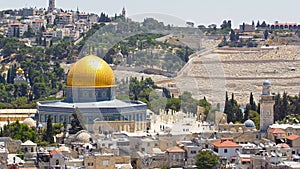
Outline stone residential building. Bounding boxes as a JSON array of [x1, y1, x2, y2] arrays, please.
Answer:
[[7, 23, 28, 37], [267, 128, 286, 143], [0, 142, 8, 167], [31, 19, 44, 34], [21, 140, 37, 154], [165, 146, 185, 168], [57, 13, 72, 25], [49, 149, 66, 169], [286, 134, 300, 154], [211, 138, 242, 161], [84, 153, 131, 169], [0, 137, 22, 154], [179, 140, 201, 167]]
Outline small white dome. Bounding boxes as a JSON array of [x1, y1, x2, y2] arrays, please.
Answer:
[[23, 118, 36, 127], [244, 119, 256, 128], [75, 130, 91, 143]]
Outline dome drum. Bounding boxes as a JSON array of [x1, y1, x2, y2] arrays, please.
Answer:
[[65, 87, 115, 102]]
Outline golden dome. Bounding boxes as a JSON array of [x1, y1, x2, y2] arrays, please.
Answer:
[[67, 55, 115, 88], [17, 68, 24, 74]]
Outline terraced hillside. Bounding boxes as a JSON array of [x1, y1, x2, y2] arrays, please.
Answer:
[[174, 45, 300, 105]]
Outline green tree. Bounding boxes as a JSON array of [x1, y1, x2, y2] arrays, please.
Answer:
[[261, 21, 267, 28], [43, 115, 54, 143], [280, 92, 289, 121], [166, 97, 181, 113], [53, 123, 63, 135], [195, 150, 219, 169], [180, 91, 199, 114], [32, 82, 47, 99], [249, 92, 257, 111], [274, 93, 282, 121], [249, 110, 260, 129], [224, 93, 242, 123], [2, 120, 36, 142], [256, 21, 260, 28], [295, 92, 300, 115], [224, 92, 229, 114], [243, 104, 251, 122], [69, 108, 84, 134], [199, 97, 212, 119], [264, 29, 269, 40], [149, 91, 167, 114], [235, 106, 243, 123], [230, 29, 236, 42]]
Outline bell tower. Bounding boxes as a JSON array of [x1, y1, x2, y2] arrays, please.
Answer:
[[260, 80, 275, 132]]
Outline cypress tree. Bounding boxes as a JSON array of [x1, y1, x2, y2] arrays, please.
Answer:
[[69, 108, 84, 134], [257, 103, 260, 114], [250, 92, 257, 111], [235, 107, 243, 122], [274, 93, 281, 121], [6, 68, 11, 84], [244, 104, 251, 122], [44, 115, 54, 143], [231, 93, 235, 106], [224, 92, 229, 114], [281, 92, 289, 120], [295, 92, 300, 115]]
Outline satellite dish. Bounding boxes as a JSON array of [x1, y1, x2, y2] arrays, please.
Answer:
[[271, 152, 276, 157]]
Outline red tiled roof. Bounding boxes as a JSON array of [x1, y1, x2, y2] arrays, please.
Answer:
[[50, 148, 63, 156], [274, 23, 297, 26], [59, 13, 70, 17], [64, 24, 74, 27], [286, 134, 300, 141], [269, 128, 285, 134], [212, 140, 242, 148], [8, 23, 24, 26], [32, 19, 43, 23], [166, 146, 185, 153], [241, 158, 251, 162]]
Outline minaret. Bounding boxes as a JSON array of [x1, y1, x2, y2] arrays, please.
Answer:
[[259, 80, 275, 132], [48, 0, 55, 12]]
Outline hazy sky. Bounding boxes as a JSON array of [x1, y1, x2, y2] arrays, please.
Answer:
[[1, 0, 299, 28]]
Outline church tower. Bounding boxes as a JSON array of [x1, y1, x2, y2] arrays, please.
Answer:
[[259, 80, 275, 132], [122, 7, 126, 18], [48, 0, 55, 12]]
